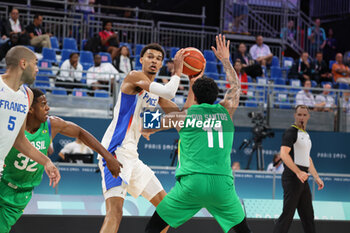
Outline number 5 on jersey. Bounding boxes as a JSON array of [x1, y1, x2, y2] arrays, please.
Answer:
[[8, 116, 16, 131]]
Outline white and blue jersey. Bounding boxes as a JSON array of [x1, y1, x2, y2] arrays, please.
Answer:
[[0, 76, 30, 171], [99, 90, 159, 192]]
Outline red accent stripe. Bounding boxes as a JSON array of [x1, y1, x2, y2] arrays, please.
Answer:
[[126, 114, 133, 132]]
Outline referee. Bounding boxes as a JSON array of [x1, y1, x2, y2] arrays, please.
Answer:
[[273, 105, 324, 233]]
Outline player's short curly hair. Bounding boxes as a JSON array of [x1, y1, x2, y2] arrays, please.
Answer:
[[30, 87, 45, 105], [140, 43, 165, 60], [192, 76, 219, 105]]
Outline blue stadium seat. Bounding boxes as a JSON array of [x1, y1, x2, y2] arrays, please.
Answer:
[[275, 93, 291, 109], [134, 56, 142, 70], [135, 44, 145, 56], [81, 63, 93, 71], [42, 48, 57, 63], [339, 83, 349, 90], [63, 38, 78, 51], [329, 60, 336, 71], [282, 57, 294, 68], [61, 49, 75, 63], [73, 88, 88, 97], [81, 39, 87, 50], [256, 77, 267, 88], [50, 36, 60, 52], [99, 52, 112, 63], [247, 76, 253, 83], [271, 66, 282, 78], [94, 90, 109, 98], [170, 47, 179, 58], [271, 56, 279, 67], [25, 45, 35, 52], [204, 62, 218, 74], [209, 73, 220, 80], [245, 96, 258, 107], [203, 50, 216, 62], [289, 79, 301, 93], [35, 72, 50, 88], [80, 51, 94, 64], [273, 78, 286, 91], [311, 80, 317, 87], [52, 87, 67, 95]]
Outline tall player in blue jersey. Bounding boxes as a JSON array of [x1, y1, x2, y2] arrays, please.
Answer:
[[99, 44, 201, 233], [0, 46, 60, 187]]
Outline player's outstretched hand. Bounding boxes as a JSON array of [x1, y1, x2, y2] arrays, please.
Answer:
[[44, 160, 61, 188], [173, 49, 188, 77], [105, 156, 123, 178], [211, 34, 230, 62]]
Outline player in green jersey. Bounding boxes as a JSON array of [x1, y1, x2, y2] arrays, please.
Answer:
[[0, 88, 122, 233], [143, 35, 252, 233]]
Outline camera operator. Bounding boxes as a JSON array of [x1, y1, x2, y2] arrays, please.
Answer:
[[266, 153, 284, 173], [273, 105, 324, 233]]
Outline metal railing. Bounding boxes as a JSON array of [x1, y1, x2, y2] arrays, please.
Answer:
[[310, 0, 350, 18]]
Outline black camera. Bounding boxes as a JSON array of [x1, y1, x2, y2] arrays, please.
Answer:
[[248, 112, 274, 142]]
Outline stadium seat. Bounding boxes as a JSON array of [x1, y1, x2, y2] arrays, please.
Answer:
[[52, 87, 67, 95], [282, 57, 294, 68], [42, 48, 57, 63], [329, 60, 336, 70], [247, 76, 253, 83], [35, 72, 50, 88], [275, 93, 291, 109], [203, 50, 216, 62], [273, 78, 286, 91], [204, 62, 218, 74], [81, 39, 87, 50], [63, 37, 78, 51], [134, 56, 142, 70], [271, 56, 279, 67], [339, 83, 349, 90], [80, 51, 94, 64], [311, 80, 317, 87], [61, 49, 75, 63], [50, 36, 60, 52], [73, 88, 88, 97], [270, 66, 282, 78], [210, 73, 220, 80], [245, 96, 258, 107], [81, 63, 93, 71], [256, 77, 267, 88], [25, 45, 35, 52], [289, 79, 301, 93], [170, 47, 179, 58], [135, 44, 145, 56], [99, 52, 112, 63], [94, 90, 109, 98]]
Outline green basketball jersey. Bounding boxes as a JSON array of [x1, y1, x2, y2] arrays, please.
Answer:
[[176, 103, 234, 178], [2, 119, 51, 190]]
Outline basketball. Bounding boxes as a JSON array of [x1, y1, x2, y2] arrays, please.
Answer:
[[182, 47, 206, 77]]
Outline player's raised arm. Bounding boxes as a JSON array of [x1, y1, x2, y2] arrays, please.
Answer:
[[212, 34, 241, 117], [50, 116, 122, 178], [124, 49, 187, 99]]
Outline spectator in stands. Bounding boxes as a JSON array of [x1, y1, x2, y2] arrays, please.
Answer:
[[58, 138, 93, 162], [0, 18, 9, 45], [56, 52, 83, 91], [332, 53, 350, 84], [26, 13, 52, 49], [113, 45, 133, 74], [312, 51, 333, 84], [231, 161, 241, 171], [0, 33, 20, 61], [288, 52, 313, 83], [280, 20, 296, 43], [323, 28, 337, 63], [4, 8, 29, 45], [234, 42, 262, 80], [87, 53, 119, 91], [267, 153, 284, 173], [157, 59, 187, 94], [315, 83, 335, 112], [307, 18, 326, 58], [295, 80, 316, 109], [99, 20, 119, 60], [227, 59, 247, 104], [249, 35, 273, 68]]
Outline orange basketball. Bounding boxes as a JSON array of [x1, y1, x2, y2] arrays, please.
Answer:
[[182, 47, 206, 77]]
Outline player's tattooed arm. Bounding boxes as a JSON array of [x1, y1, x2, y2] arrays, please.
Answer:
[[211, 34, 240, 117]]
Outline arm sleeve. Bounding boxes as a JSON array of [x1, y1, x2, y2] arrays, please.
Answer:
[[149, 74, 180, 99], [59, 60, 69, 79], [75, 64, 83, 81], [315, 95, 324, 104], [249, 46, 257, 60], [281, 127, 297, 148]]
